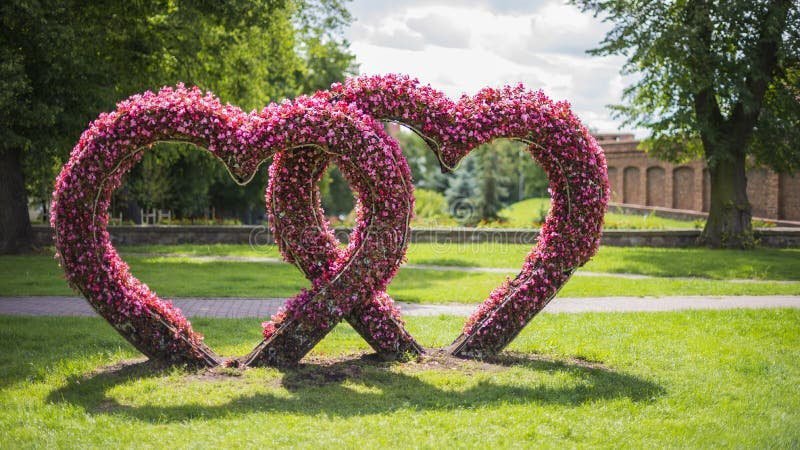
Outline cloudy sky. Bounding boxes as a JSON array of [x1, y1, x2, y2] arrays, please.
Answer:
[[345, 0, 644, 136]]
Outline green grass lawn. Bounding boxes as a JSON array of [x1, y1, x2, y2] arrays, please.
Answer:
[[122, 243, 800, 280], [499, 198, 704, 229], [1, 245, 798, 302], [1, 310, 798, 447]]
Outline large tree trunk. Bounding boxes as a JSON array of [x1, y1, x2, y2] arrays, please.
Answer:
[[0, 148, 34, 254], [700, 150, 753, 248]]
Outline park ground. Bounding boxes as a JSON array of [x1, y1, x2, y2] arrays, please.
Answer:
[[1, 241, 799, 447], [1, 311, 798, 447], [1, 244, 799, 300], [7, 199, 796, 302]]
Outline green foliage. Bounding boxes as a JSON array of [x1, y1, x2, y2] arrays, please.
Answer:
[[474, 145, 510, 223], [573, 0, 799, 171], [129, 152, 173, 210], [413, 189, 454, 226], [395, 129, 449, 191], [323, 130, 550, 224], [414, 189, 448, 218], [321, 166, 355, 217], [482, 139, 548, 203], [439, 140, 550, 225], [0, 0, 355, 221], [445, 157, 480, 225], [750, 67, 800, 172], [165, 148, 223, 218]]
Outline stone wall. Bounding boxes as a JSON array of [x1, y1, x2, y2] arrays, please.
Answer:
[[31, 225, 800, 248], [596, 133, 800, 221]]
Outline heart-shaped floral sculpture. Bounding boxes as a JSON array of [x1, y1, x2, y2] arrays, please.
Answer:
[[52, 74, 608, 367], [51, 85, 419, 367], [308, 74, 610, 358], [244, 145, 423, 367]]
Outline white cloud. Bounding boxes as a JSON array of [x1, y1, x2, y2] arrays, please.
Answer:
[[345, 0, 647, 137], [406, 14, 471, 48], [369, 27, 426, 51]]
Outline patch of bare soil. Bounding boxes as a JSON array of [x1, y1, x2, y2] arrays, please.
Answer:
[[85, 350, 611, 387], [93, 399, 122, 413], [86, 357, 151, 378]]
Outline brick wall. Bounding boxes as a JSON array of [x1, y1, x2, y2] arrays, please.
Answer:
[[646, 167, 666, 207], [672, 166, 696, 210], [623, 167, 641, 204], [779, 174, 800, 221], [598, 133, 799, 220]]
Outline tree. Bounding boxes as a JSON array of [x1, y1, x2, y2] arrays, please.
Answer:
[[478, 138, 548, 204], [398, 134, 548, 225], [413, 189, 451, 224], [320, 166, 355, 217], [573, 0, 799, 248], [474, 145, 510, 223], [445, 157, 480, 226], [0, 0, 354, 252], [394, 128, 449, 191]]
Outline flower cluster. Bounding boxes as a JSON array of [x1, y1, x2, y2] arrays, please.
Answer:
[[324, 74, 609, 357], [51, 84, 419, 366], [262, 144, 421, 360], [249, 105, 421, 364]]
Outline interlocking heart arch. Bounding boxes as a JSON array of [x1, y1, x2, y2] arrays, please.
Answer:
[[51, 75, 609, 367], [321, 75, 609, 357], [245, 145, 423, 366], [51, 85, 420, 367]]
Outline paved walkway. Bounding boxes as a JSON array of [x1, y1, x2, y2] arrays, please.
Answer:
[[1, 295, 798, 318]]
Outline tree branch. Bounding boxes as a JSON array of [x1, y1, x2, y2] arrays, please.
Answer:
[[688, 0, 724, 154], [729, 0, 792, 140]]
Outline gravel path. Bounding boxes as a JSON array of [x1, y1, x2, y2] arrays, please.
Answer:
[[1, 295, 798, 318]]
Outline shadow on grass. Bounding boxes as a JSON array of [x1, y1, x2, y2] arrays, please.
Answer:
[[47, 353, 664, 422], [591, 247, 800, 281]]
